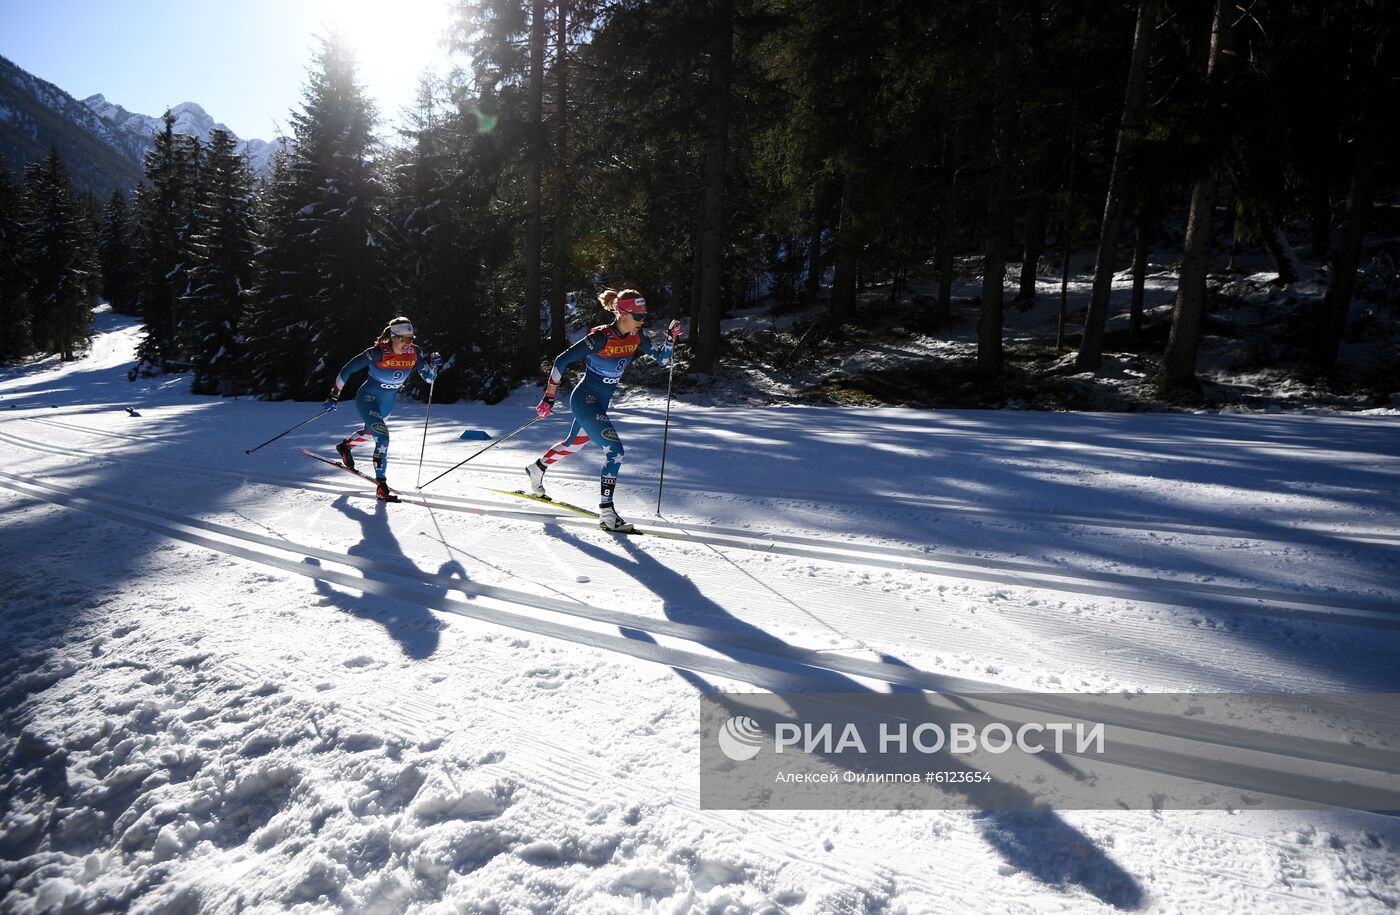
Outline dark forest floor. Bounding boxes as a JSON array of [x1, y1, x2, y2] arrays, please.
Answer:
[[641, 237, 1400, 415]]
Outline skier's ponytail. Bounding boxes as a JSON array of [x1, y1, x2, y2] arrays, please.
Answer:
[[599, 288, 643, 316]]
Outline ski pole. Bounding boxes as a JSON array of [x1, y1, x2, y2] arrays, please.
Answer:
[[245, 407, 329, 454], [655, 356, 677, 515], [420, 416, 542, 490], [415, 377, 436, 488]]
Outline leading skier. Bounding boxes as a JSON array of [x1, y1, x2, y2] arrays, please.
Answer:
[[323, 316, 440, 502], [526, 289, 682, 532]]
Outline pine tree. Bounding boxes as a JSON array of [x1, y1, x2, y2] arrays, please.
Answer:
[[0, 155, 32, 361], [97, 188, 139, 316], [132, 112, 201, 373], [241, 149, 317, 398], [446, 0, 532, 374], [523, 0, 546, 374], [383, 70, 525, 403], [184, 128, 256, 394], [21, 147, 97, 361], [244, 34, 390, 400]]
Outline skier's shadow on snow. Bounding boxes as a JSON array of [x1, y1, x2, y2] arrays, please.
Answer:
[[305, 495, 453, 660], [545, 524, 1145, 910]]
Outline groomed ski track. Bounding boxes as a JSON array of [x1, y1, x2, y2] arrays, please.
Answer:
[[4, 466, 1400, 800], [4, 311, 1400, 912], [2, 417, 1397, 631]]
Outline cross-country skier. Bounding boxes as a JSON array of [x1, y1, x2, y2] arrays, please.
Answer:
[[323, 316, 441, 502], [526, 289, 683, 532]]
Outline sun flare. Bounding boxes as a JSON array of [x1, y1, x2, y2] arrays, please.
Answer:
[[306, 0, 454, 115]]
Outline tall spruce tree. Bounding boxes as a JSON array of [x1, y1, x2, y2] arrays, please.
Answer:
[[0, 155, 31, 361], [447, 0, 533, 376], [184, 128, 256, 394], [133, 112, 202, 372], [241, 150, 317, 397], [245, 34, 390, 400], [384, 73, 514, 402], [97, 189, 139, 316], [22, 147, 97, 361]]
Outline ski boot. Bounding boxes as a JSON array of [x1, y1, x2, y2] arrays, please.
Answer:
[[375, 478, 400, 503], [336, 439, 355, 471], [598, 504, 634, 533], [525, 460, 549, 498]]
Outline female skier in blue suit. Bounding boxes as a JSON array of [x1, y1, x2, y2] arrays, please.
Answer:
[[526, 289, 682, 531], [323, 316, 440, 502]]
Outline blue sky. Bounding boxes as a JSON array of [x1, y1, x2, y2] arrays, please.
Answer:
[[0, 0, 459, 141]]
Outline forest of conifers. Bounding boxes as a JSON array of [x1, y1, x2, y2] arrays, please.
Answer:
[[0, 1, 1394, 405]]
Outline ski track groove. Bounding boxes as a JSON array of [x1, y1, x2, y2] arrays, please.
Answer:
[[3, 429, 1393, 692], [15, 318, 1391, 905], [3, 421, 1397, 630], [4, 469, 1399, 792], [5, 429, 1400, 698], [19, 412, 1400, 547], [6, 410, 1400, 906]]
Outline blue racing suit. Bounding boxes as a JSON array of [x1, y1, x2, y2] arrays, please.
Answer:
[[333, 342, 436, 479], [538, 324, 673, 502]]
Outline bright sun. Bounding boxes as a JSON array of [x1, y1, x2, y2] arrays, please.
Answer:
[[305, 0, 455, 117]]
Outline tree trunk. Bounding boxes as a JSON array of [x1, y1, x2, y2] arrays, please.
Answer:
[[1129, 202, 1150, 344], [1160, 2, 1234, 390], [1311, 102, 1378, 367], [693, 0, 732, 374], [934, 115, 958, 325], [549, 0, 568, 355], [1018, 188, 1045, 307], [1076, 0, 1152, 371], [804, 204, 824, 303], [1160, 174, 1218, 388], [828, 165, 862, 323], [1016, 0, 1046, 309], [978, 0, 1014, 377], [689, 211, 703, 351], [1309, 177, 1332, 261], [521, 0, 545, 373]]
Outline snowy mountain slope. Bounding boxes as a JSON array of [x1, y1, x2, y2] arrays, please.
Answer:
[[83, 94, 280, 175], [0, 53, 279, 196], [0, 55, 143, 194], [1, 309, 1398, 913]]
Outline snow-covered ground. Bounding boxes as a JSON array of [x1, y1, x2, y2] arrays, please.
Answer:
[[2, 308, 1399, 913]]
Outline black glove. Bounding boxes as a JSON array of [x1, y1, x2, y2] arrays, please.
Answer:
[[323, 388, 340, 412]]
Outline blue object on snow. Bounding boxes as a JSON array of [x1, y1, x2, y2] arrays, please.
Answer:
[[459, 429, 492, 441]]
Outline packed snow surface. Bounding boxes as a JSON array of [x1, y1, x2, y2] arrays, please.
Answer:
[[2, 308, 1398, 913]]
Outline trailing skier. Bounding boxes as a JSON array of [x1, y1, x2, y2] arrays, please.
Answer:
[[527, 289, 683, 532], [324, 316, 440, 502]]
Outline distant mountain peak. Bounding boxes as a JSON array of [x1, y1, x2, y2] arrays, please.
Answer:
[[80, 94, 281, 176], [1, 56, 282, 194]]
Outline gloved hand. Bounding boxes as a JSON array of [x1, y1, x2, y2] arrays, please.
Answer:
[[323, 388, 340, 412], [535, 396, 554, 419], [429, 351, 443, 368], [667, 319, 684, 340]]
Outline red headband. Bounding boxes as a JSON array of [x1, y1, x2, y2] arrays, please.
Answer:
[[616, 296, 647, 315]]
